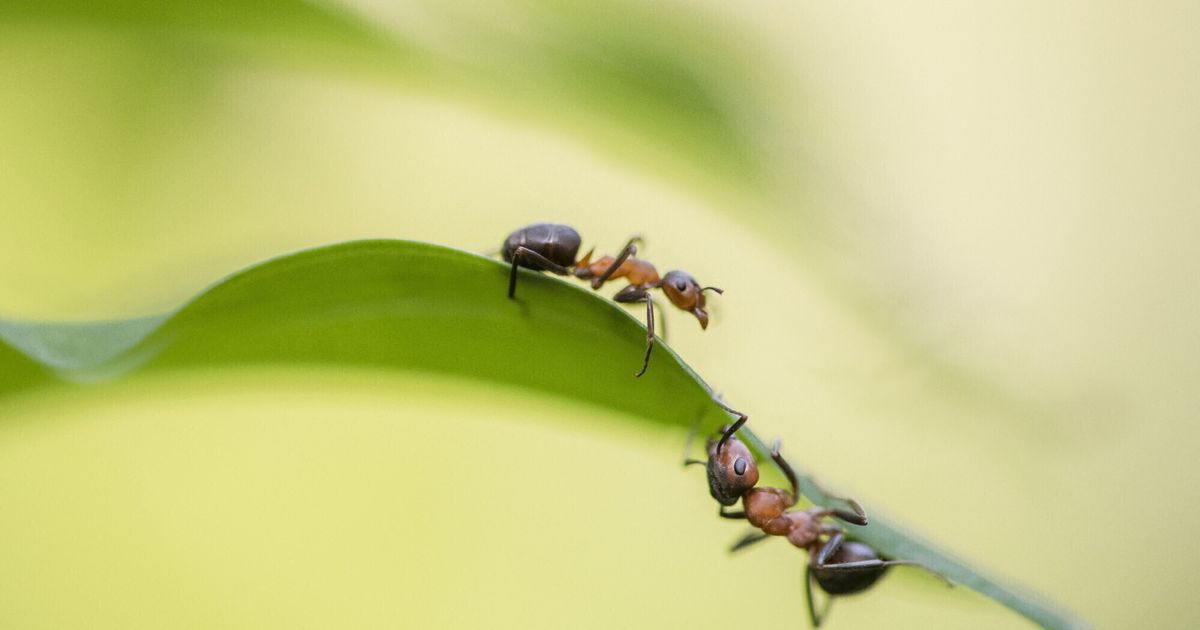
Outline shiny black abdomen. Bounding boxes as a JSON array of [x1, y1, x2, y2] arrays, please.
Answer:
[[812, 541, 889, 595], [501, 223, 582, 271]]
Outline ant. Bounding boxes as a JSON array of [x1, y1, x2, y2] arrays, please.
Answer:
[[502, 222, 723, 377], [686, 406, 948, 627]]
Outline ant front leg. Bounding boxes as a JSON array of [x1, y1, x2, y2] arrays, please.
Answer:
[[591, 236, 643, 289], [508, 246, 571, 298], [613, 285, 655, 377]]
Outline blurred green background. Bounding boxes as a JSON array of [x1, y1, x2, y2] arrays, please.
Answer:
[[1, 1, 1197, 628]]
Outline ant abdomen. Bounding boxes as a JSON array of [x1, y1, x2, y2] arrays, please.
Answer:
[[811, 541, 890, 595], [502, 223, 581, 271]]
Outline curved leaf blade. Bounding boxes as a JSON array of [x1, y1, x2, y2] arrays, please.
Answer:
[[0, 240, 1089, 630]]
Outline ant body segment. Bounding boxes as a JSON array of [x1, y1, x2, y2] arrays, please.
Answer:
[[804, 533, 943, 627], [501, 222, 723, 377]]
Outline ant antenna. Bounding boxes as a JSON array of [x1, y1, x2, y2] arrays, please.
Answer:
[[712, 399, 748, 453], [701, 286, 724, 294]]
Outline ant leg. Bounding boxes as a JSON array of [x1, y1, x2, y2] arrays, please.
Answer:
[[805, 566, 834, 628], [730, 530, 769, 552], [814, 531, 846, 566], [811, 506, 868, 528], [772, 442, 867, 522], [635, 297, 655, 377], [813, 532, 945, 581], [718, 506, 746, 519], [590, 236, 642, 289], [808, 477, 868, 523], [768, 439, 801, 504], [613, 286, 655, 377], [832, 509, 868, 526], [507, 246, 571, 298], [712, 399, 748, 454]]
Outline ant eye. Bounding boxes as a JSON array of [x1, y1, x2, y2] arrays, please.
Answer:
[[733, 458, 747, 475], [675, 280, 688, 291]]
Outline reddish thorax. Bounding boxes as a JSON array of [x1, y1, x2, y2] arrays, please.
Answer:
[[579, 254, 661, 288]]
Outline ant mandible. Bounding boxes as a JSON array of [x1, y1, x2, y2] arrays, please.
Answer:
[[502, 222, 723, 377]]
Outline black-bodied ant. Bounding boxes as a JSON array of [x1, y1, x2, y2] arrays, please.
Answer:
[[501, 222, 723, 376], [686, 404, 948, 627]]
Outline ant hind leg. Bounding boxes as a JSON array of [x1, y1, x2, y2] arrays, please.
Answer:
[[806, 566, 834, 628], [507, 246, 571, 298]]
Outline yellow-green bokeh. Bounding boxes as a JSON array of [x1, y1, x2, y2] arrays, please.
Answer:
[[2, 2, 1197, 628]]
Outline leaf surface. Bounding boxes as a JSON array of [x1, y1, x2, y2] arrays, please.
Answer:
[[0, 240, 1088, 630]]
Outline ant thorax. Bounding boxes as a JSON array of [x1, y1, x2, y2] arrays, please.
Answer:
[[578, 255, 661, 288], [743, 487, 795, 535], [783, 510, 823, 549]]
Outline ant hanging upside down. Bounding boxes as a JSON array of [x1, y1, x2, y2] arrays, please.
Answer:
[[501, 222, 723, 377], [686, 403, 948, 627]]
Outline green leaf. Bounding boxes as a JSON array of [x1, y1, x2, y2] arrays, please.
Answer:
[[0, 240, 1089, 630]]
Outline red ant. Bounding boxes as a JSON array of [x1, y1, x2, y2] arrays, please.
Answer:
[[686, 404, 948, 627], [502, 222, 722, 376]]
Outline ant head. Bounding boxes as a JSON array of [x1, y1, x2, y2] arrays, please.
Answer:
[[705, 428, 759, 505], [660, 270, 722, 330]]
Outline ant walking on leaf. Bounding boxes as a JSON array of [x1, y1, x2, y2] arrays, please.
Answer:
[[502, 222, 722, 376], [686, 401, 949, 626]]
